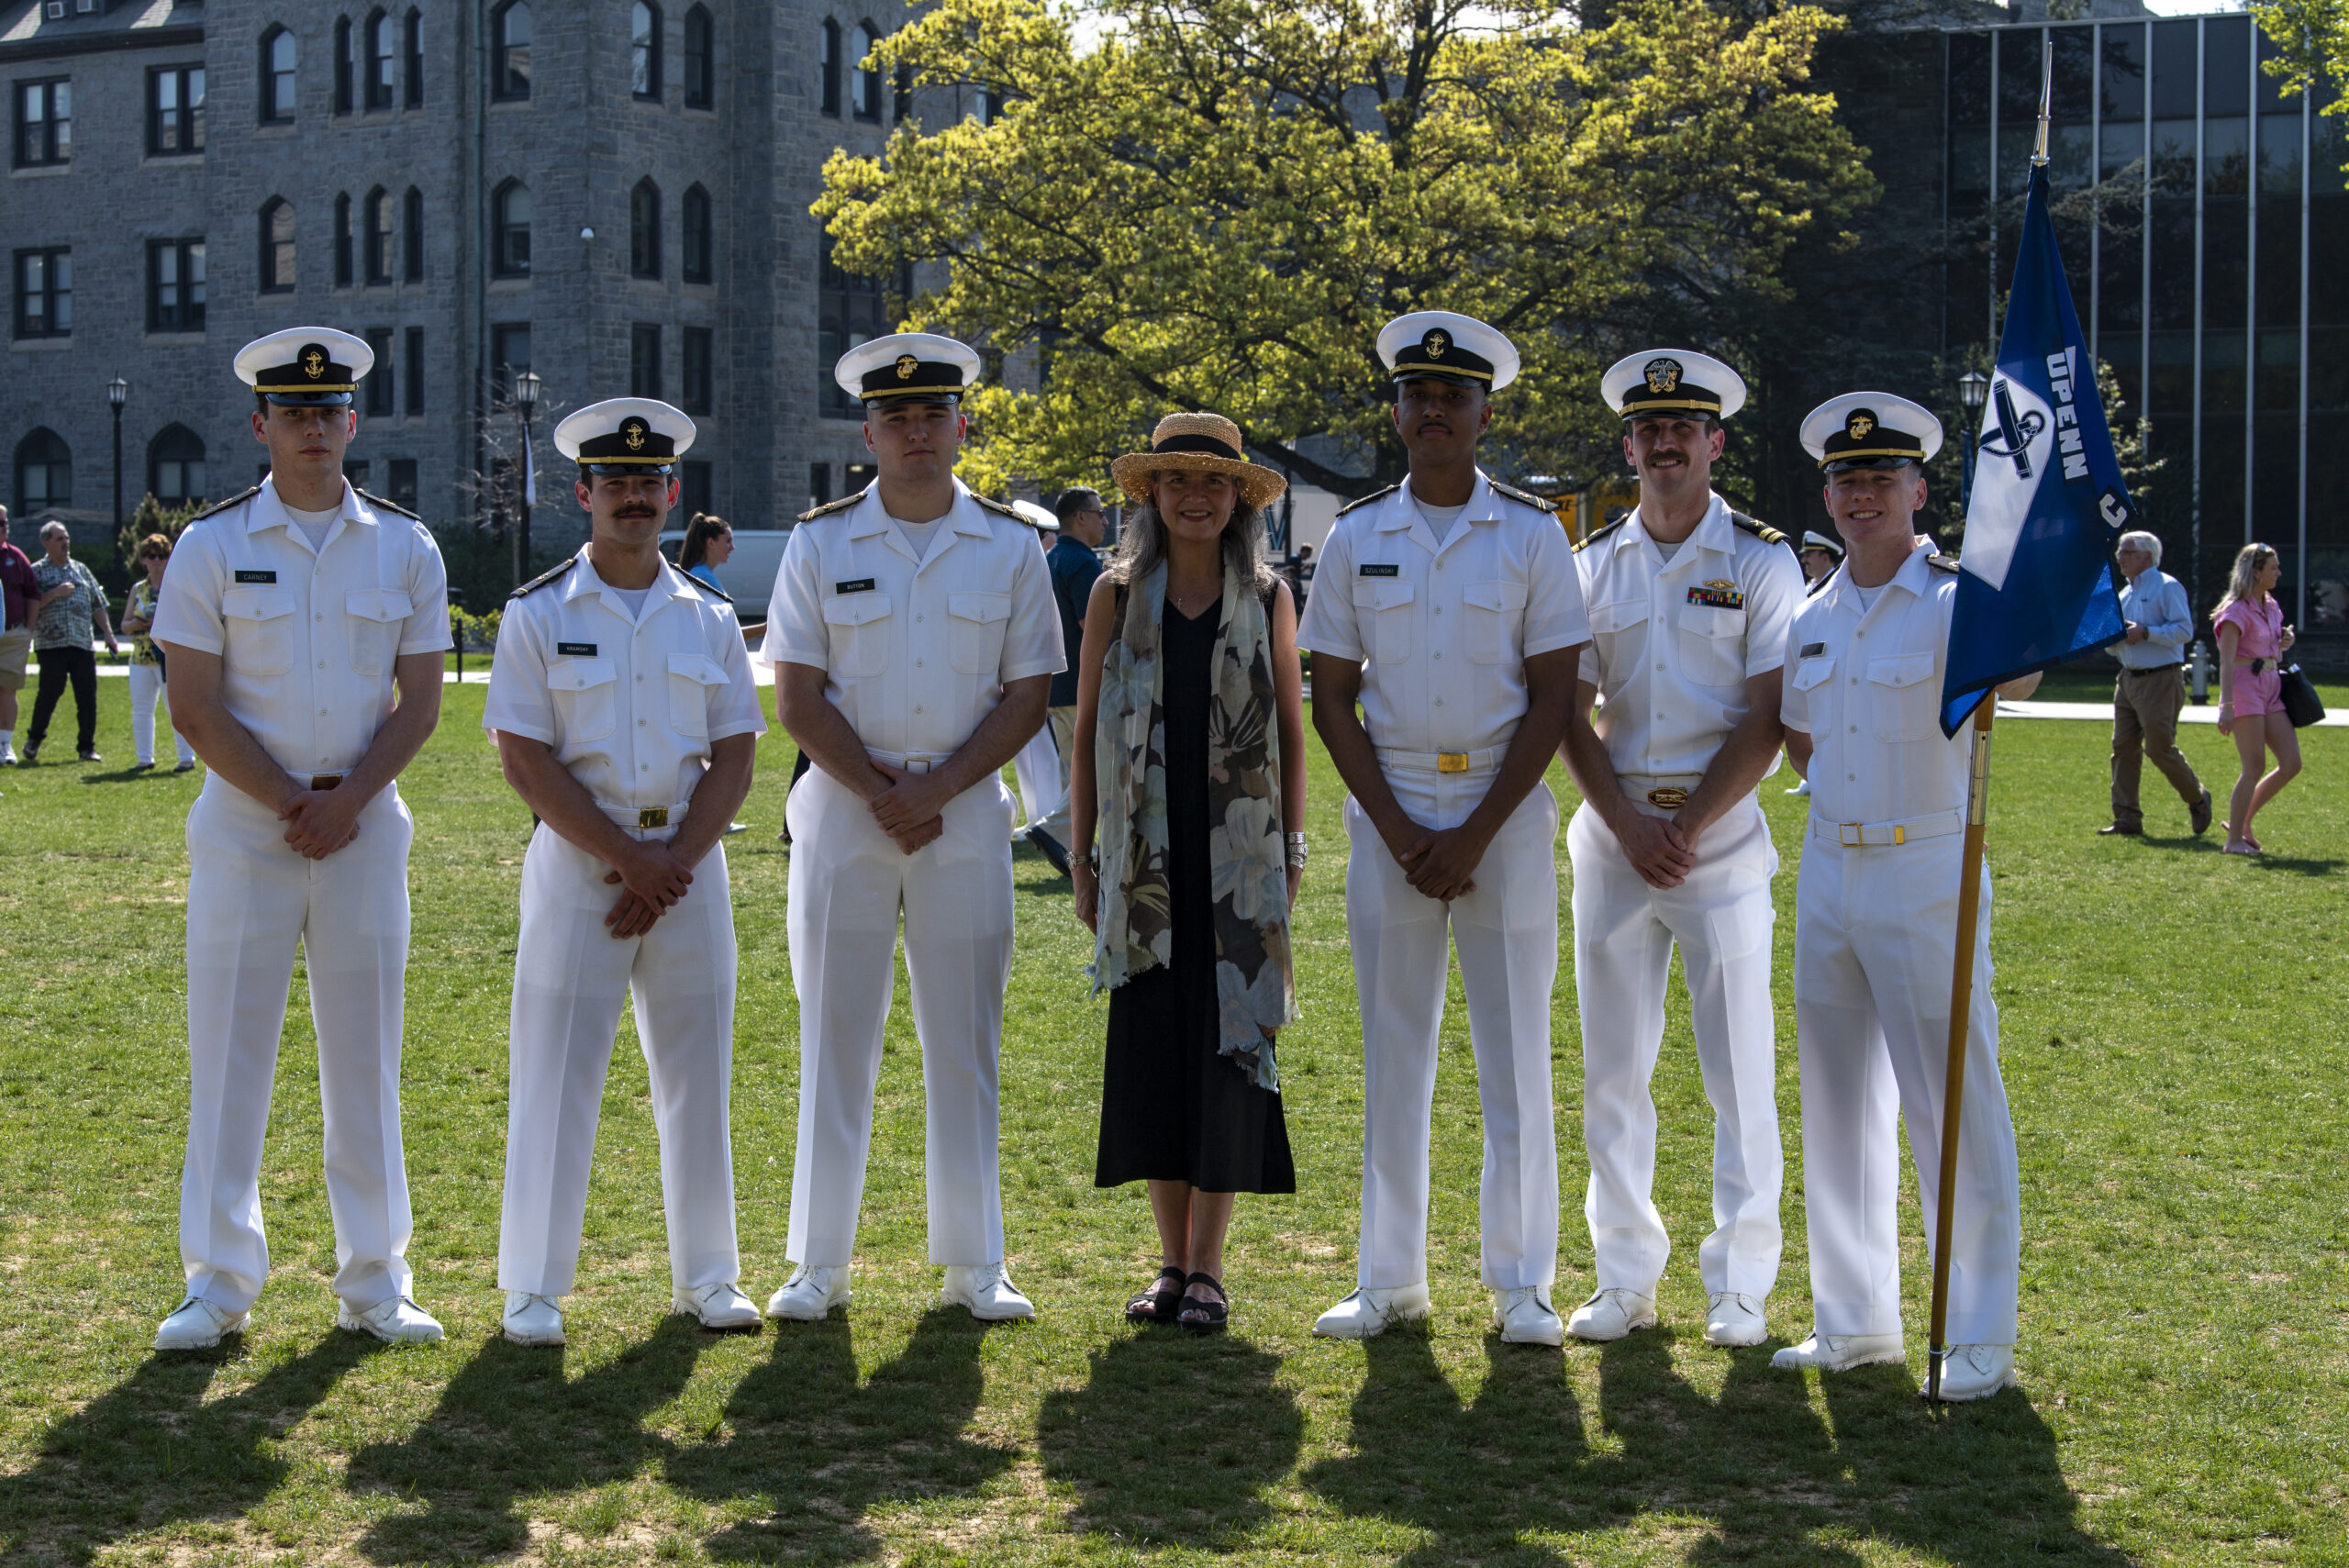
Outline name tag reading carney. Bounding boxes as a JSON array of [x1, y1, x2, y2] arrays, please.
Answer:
[[234, 570, 277, 584]]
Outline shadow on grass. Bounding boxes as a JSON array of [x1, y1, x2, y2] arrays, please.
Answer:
[[348, 1316, 708, 1562], [1302, 1329, 2134, 1566], [662, 1307, 1017, 1562], [0, 1330, 382, 1566], [1036, 1329, 1304, 1549]]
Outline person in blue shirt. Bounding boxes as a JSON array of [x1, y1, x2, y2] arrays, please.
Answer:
[[1030, 487, 1107, 868], [2104, 529, 2211, 838]]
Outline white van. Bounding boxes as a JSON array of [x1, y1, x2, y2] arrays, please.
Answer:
[[657, 527, 792, 622]]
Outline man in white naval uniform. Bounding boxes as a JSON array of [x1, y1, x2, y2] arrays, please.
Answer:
[[1301, 312, 1589, 1347], [1775, 392, 2036, 1402], [763, 334, 1064, 1322], [485, 399, 765, 1348], [1557, 350, 1801, 1348], [150, 328, 449, 1349]]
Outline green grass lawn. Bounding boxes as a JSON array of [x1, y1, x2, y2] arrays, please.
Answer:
[[0, 678, 2342, 1565]]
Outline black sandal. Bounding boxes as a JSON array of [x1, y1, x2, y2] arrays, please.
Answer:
[[1177, 1272, 1229, 1335], [1126, 1266, 1186, 1325]]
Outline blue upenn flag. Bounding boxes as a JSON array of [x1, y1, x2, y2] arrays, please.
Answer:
[[1942, 163, 2131, 735]]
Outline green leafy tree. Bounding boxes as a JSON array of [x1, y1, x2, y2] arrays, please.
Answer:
[[818, 0, 1876, 496], [2255, 0, 2349, 166], [117, 494, 201, 566]]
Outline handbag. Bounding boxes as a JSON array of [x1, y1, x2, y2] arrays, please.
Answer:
[[2278, 662, 2325, 728]]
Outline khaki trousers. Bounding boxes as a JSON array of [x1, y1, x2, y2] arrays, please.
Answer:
[[2111, 666, 2203, 829]]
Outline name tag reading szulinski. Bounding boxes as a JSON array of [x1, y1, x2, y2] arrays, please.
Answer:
[[1359, 564, 1400, 578], [556, 642, 598, 657], [834, 579, 876, 595], [234, 570, 278, 584], [1687, 584, 1745, 610]]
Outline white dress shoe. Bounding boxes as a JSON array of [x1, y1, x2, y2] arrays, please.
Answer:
[[1566, 1287, 1659, 1342], [1493, 1285, 1564, 1347], [941, 1262, 1035, 1320], [503, 1292, 566, 1347], [766, 1264, 852, 1321], [1704, 1292, 1768, 1347], [1925, 1343, 2017, 1401], [155, 1296, 248, 1350], [675, 1281, 761, 1331], [1311, 1283, 1432, 1339], [340, 1295, 445, 1344], [1770, 1330, 1905, 1373]]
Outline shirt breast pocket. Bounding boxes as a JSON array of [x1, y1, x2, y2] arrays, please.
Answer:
[[947, 592, 1012, 675], [1587, 597, 1650, 690], [822, 592, 892, 679], [220, 586, 297, 677], [666, 651, 730, 741], [1353, 580, 1415, 664], [547, 657, 618, 743], [1865, 651, 1938, 741], [1674, 603, 1748, 690], [1461, 581, 1528, 665], [344, 588, 414, 676]]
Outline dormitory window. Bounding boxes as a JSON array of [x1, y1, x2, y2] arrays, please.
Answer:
[[684, 6, 713, 108], [494, 181, 530, 276], [17, 430, 70, 510], [632, 2, 662, 101], [630, 324, 662, 397], [366, 10, 395, 110], [681, 460, 712, 517], [16, 80, 68, 168], [404, 326, 425, 415], [683, 183, 712, 283], [490, 322, 530, 401], [334, 193, 354, 286], [16, 249, 70, 338], [854, 23, 881, 121], [148, 426, 206, 506], [493, 2, 531, 100], [149, 66, 204, 155], [820, 19, 841, 117], [146, 239, 205, 332], [261, 28, 296, 124], [405, 9, 424, 107], [387, 457, 417, 510], [365, 328, 396, 417], [682, 326, 713, 414], [260, 199, 295, 292], [818, 234, 885, 417], [403, 187, 424, 281], [895, 64, 911, 123], [333, 17, 354, 115], [630, 179, 661, 278], [366, 187, 394, 284]]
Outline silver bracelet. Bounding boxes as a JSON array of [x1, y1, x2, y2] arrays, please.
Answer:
[[1285, 831, 1308, 870]]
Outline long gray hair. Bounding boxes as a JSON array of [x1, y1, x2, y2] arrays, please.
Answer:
[[2212, 540, 2277, 618], [1108, 493, 1278, 593]]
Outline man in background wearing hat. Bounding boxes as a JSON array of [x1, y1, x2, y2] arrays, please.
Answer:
[[484, 398, 764, 1347], [1776, 392, 2035, 1400], [1300, 311, 1589, 1346], [762, 332, 1064, 1323], [149, 328, 451, 1348], [1798, 531, 1843, 594], [1556, 350, 1802, 1348]]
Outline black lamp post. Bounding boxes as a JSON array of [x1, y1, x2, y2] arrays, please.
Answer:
[[1956, 370, 1989, 519], [106, 376, 128, 540], [513, 368, 542, 587]]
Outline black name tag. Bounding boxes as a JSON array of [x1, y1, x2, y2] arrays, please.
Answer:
[[1687, 585, 1745, 610], [1359, 563, 1400, 577], [834, 578, 875, 594], [556, 641, 597, 657], [234, 570, 277, 584], [1800, 642, 1826, 657]]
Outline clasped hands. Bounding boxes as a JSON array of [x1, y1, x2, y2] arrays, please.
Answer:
[[866, 758, 951, 855], [1611, 807, 1698, 890], [1381, 817, 1492, 903], [277, 782, 365, 861]]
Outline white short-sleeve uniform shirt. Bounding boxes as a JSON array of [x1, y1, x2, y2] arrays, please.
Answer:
[[1295, 473, 1588, 754], [1780, 542, 1974, 823], [761, 480, 1065, 758], [484, 553, 766, 810], [1575, 492, 1804, 779], [150, 476, 451, 777]]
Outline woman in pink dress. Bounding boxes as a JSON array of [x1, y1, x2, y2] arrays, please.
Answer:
[[2212, 543, 2301, 855]]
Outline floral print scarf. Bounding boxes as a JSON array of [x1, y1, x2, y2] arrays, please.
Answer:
[[1090, 562, 1296, 1090]]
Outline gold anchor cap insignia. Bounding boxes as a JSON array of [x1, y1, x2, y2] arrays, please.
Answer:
[[896, 354, 918, 380], [624, 419, 647, 450], [302, 348, 326, 379], [1425, 329, 1449, 360], [1643, 357, 1682, 394], [1847, 411, 1876, 439]]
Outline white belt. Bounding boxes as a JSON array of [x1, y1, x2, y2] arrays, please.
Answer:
[[1809, 808, 1964, 848], [596, 800, 691, 830], [866, 748, 941, 774], [1375, 745, 1505, 774]]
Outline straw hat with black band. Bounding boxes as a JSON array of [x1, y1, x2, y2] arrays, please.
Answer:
[[1108, 413, 1289, 511]]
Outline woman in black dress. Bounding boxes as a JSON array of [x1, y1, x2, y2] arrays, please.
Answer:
[[1069, 413, 1308, 1333]]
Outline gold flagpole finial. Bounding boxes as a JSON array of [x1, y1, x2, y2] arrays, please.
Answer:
[[2032, 37, 2053, 167]]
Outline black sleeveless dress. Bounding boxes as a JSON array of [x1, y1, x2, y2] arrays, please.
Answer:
[[1094, 601, 1296, 1194]]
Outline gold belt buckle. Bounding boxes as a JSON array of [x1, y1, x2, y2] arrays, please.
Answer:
[[637, 806, 670, 829], [1645, 787, 1688, 810], [1436, 752, 1469, 773], [1840, 821, 1865, 848], [310, 773, 343, 791]]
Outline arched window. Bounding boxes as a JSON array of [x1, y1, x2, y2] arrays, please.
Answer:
[[16, 429, 70, 510], [365, 187, 394, 284], [260, 197, 295, 290], [819, 18, 841, 117], [403, 186, 424, 280], [260, 26, 296, 123], [682, 183, 711, 283], [630, 178, 661, 278], [684, 6, 714, 108], [333, 192, 353, 285], [853, 22, 881, 120], [493, 180, 530, 275], [333, 17, 354, 114], [366, 10, 395, 108], [405, 9, 424, 106], [148, 425, 206, 506], [632, 2, 662, 100], [493, 1, 531, 99]]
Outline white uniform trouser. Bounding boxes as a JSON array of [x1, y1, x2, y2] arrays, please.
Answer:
[[128, 662, 195, 768], [1344, 767, 1559, 1292], [1567, 793, 1783, 1298], [1793, 828, 2021, 1346], [498, 821, 740, 1298], [180, 778, 416, 1314], [783, 763, 1016, 1267], [1011, 720, 1063, 840]]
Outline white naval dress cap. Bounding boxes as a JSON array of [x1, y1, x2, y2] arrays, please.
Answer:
[[835, 331, 984, 406], [553, 397, 696, 474], [1799, 529, 1845, 557], [1799, 392, 1943, 472], [1601, 349, 1747, 421], [1376, 311, 1520, 392], [236, 327, 374, 406]]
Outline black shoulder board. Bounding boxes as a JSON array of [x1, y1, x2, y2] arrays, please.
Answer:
[[1729, 511, 1790, 549], [1489, 480, 1558, 514], [682, 569, 733, 604], [355, 487, 420, 522], [507, 556, 578, 600], [191, 484, 262, 522], [1334, 484, 1398, 518], [1573, 516, 1627, 554], [1929, 552, 1961, 573], [971, 493, 1025, 521], [796, 484, 871, 524]]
